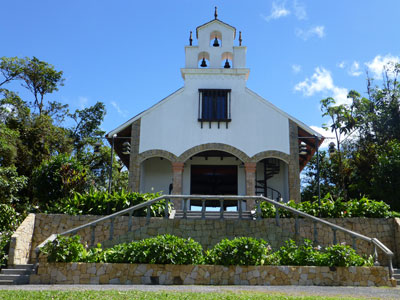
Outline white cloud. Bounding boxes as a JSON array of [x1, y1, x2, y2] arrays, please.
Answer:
[[292, 64, 302, 74], [295, 26, 325, 40], [337, 61, 346, 69], [111, 101, 128, 117], [365, 54, 400, 79], [262, 1, 290, 21], [294, 67, 349, 105], [293, 0, 307, 20], [78, 96, 88, 109], [348, 61, 362, 77]]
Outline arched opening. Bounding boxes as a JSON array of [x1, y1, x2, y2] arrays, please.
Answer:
[[255, 158, 289, 202], [198, 51, 210, 68], [183, 150, 245, 211], [221, 52, 233, 68], [209, 31, 222, 47], [140, 157, 173, 195]]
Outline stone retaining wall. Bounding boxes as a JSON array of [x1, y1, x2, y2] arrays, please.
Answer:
[[30, 262, 394, 286], [8, 213, 35, 265], [27, 214, 400, 267]]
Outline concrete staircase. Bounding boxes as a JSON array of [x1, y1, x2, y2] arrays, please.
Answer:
[[174, 210, 254, 220], [0, 264, 35, 285]]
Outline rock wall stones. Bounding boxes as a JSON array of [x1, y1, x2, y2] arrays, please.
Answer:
[[26, 214, 400, 267], [30, 263, 394, 286], [8, 213, 35, 265]]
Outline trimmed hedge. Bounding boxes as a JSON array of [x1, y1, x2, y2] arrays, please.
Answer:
[[40, 234, 372, 267]]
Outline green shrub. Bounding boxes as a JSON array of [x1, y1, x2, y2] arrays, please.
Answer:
[[275, 239, 372, 267], [49, 190, 169, 216], [125, 234, 204, 265], [0, 204, 20, 232], [40, 235, 86, 263], [319, 244, 373, 267], [32, 154, 89, 210], [206, 237, 271, 266], [275, 239, 321, 266], [261, 194, 396, 218], [0, 231, 12, 269], [39, 235, 372, 267]]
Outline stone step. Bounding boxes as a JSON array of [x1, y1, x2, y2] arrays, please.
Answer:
[[7, 264, 34, 270], [0, 280, 14, 285], [1, 269, 33, 275], [174, 211, 254, 220], [0, 274, 30, 284]]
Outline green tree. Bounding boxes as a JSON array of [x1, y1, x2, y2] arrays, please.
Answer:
[[31, 154, 89, 210]]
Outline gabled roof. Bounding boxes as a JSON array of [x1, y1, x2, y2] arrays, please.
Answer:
[[106, 87, 184, 138], [196, 19, 236, 39]]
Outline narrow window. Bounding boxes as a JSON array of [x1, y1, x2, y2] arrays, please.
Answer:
[[198, 89, 231, 128]]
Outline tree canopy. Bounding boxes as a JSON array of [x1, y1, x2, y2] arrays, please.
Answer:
[[0, 56, 128, 213]]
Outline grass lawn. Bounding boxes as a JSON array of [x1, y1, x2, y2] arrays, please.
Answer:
[[0, 290, 367, 300]]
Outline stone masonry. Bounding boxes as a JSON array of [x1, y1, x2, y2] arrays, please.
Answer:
[[30, 263, 394, 286], [23, 214, 400, 267]]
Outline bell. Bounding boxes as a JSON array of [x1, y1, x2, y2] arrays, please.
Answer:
[[200, 57, 207, 67], [213, 36, 219, 47], [224, 59, 231, 68]]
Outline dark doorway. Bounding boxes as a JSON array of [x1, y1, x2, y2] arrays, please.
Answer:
[[190, 165, 238, 208]]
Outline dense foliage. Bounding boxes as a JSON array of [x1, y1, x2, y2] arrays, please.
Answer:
[[260, 194, 399, 218], [47, 190, 167, 216], [0, 204, 22, 268], [40, 235, 372, 267]]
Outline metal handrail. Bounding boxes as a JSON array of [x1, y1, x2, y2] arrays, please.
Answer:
[[34, 194, 395, 279]]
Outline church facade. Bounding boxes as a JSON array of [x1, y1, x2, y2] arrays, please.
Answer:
[[107, 11, 322, 209]]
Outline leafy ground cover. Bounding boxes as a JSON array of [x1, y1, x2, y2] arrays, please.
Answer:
[[0, 290, 369, 300]]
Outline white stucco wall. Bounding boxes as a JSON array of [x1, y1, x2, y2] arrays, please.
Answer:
[[139, 75, 290, 158], [140, 158, 172, 194]]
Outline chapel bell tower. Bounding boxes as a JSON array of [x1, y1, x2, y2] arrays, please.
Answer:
[[182, 7, 248, 76]]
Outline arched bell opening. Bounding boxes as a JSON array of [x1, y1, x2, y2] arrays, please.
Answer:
[[140, 157, 173, 195], [209, 30, 222, 47], [221, 52, 233, 68], [198, 51, 210, 68], [183, 150, 246, 211], [255, 158, 289, 202]]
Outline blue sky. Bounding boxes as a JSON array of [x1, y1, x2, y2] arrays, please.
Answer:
[[2, 0, 400, 145]]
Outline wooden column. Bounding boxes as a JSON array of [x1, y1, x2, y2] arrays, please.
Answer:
[[245, 162, 257, 210], [171, 162, 184, 210]]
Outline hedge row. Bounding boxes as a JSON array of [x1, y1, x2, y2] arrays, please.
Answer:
[[41, 234, 373, 267], [261, 194, 400, 218]]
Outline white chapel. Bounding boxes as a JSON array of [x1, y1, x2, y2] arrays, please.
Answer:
[[107, 8, 323, 210]]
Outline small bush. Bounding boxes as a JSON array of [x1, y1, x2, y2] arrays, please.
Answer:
[[0, 204, 20, 232], [125, 234, 204, 265], [206, 237, 271, 266], [40, 235, 86, 263], [275, 239, 321, 266], [319, 244, 373, 267], [0, 231, 12, 269]]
